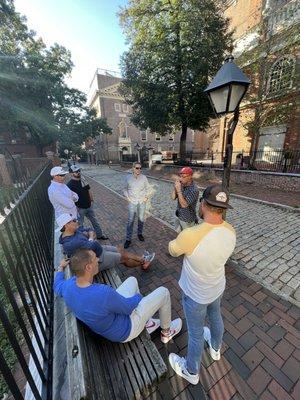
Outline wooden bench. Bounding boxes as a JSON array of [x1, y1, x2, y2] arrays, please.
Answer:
[[64, 267, 167, 400]]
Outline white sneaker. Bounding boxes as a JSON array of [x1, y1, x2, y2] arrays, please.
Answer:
[[145, 318, 160, 334], [168, 353, 199, 385], [203, 326, 221, 361], [161, 318, 182, 343]]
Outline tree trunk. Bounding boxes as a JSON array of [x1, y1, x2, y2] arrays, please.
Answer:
[[179, 124, 187, 161], [37, 145, 44, 157]]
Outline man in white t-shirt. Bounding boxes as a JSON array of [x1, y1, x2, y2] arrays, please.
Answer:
[[168, 184, 236, 385], [48, 166, 78, 221], [123, 162, 150, 248]]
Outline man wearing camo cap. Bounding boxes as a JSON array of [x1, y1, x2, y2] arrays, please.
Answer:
[[168, 184, 236, 385]]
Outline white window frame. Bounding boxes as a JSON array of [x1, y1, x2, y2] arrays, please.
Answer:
[[140, 130, 147, 141], [168, 133, 174, 141], [266, 55, 296, 98], [155, 133, 161, 141], [114, 103, 121, 112]]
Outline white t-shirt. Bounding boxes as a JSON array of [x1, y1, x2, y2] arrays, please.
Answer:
[[123, 174, 150, 204], [169, 221, 236, 304], [48, 181, 79, 221]]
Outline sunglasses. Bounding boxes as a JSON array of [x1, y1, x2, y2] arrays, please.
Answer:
[[58, 174, 67, 177], [135, 167, 141, 170], [71, 219, 77, 223], [74, 170, 81, 173]]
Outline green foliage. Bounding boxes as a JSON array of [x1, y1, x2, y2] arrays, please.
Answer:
[[119, 0, 232, 158], [0, 0, 112, 156]]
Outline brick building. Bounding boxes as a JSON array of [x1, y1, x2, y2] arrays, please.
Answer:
[[0, 128, 55, 157], [87, 69, 194, 163], [200, 0, 299, 167]]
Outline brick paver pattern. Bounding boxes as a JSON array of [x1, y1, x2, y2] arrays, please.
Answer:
[[84, 166, 300, 306], [81, 165, 300, 400]]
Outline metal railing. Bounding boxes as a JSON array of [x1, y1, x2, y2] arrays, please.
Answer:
[[0, 161, 54, 400], [185, 149, 300, 173], [121, 154, 138, 163]]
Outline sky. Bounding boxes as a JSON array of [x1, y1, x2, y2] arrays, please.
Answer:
[[14, 0, 128, 95]]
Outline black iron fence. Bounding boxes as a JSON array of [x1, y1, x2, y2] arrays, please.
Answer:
[[0, 160, 54, 399], [121, 154, 138, 163], [185, 149, 300, 173]]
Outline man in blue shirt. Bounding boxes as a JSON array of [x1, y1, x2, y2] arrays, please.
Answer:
[[57, 213, 155, 271], [54, 248, 182, 343]]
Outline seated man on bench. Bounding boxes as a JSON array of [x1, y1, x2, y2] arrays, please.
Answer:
[[54, 248, 182, 343], [57, 213, 155, 270]]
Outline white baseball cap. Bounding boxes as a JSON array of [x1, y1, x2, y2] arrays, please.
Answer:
[[56, 213, 76, 230], [70, 164, 81, 172], [50, 166, 68, 177]]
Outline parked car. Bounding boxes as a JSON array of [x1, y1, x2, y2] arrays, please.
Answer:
[[151, 152, 163, 164]]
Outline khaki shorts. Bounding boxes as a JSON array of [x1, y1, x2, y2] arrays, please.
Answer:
[[99, 245, 121, 270]]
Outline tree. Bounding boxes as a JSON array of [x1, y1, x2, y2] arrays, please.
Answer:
[[119, 0, 232, 159], [0, 0, 112, 155]]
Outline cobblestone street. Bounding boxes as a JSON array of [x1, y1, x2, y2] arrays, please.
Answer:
[[81, 167, 300, 400], [83, 165, 300, 306]]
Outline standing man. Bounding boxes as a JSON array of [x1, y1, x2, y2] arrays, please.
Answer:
[[48, 166, 78, 220], [67, 165, 108, 240], [168, 185, 236, 385], [171, 167, 199, 232], [123, 162, 150, 248]]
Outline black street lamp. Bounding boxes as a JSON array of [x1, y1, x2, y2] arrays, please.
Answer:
[[134, 142, 141, 163], [205, 55, 251, 190]]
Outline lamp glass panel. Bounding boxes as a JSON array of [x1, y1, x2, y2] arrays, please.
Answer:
[[228, 84, 246, 112], [209, 86, 229, 114]]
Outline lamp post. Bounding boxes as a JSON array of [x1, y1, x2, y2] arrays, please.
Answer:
[[204, 56, 251, 190], [134, 142, 141, 163], [64, 149, 70, 169], [147, 143, 154, 169]]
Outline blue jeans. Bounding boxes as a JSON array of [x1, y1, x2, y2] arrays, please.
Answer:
[[126, 202, 146, 240], [78, 205, 103, 237], [183, 293, 224, 374]]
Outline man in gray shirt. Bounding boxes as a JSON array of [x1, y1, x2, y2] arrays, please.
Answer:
[[123, 162, 150, 248]]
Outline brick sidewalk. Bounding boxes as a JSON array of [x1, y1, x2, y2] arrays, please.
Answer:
[[90, 178, 300, 400]]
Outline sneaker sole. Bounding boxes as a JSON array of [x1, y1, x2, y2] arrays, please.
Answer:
[[168, 356, 199, 385]]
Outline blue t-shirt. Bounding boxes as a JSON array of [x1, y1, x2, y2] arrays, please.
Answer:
[[54, 272, 142, 342], [59, 228, 103, 258]]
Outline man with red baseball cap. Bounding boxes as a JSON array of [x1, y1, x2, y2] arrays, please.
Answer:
[[171, 166, 199, 232]]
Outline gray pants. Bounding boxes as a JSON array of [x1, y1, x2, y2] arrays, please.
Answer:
[[99, 245, 121, 270]]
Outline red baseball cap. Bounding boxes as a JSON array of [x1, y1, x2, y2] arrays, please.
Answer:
[[180, 167, 193, 175]]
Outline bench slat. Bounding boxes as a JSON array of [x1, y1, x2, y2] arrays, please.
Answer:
[[140, 334, 167, 383]]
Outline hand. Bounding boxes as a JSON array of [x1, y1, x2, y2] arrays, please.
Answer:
[[58, 258, 69, 270], [174, 180, 181, 193], [89, 231, 96, 240]]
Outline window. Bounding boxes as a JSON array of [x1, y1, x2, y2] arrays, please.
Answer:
[[114, 103, 121, 112], [168, 133, 174, 141], [122, 104, 130, 113], [266, 56, 296, 97], [155, 133, 161, 141], [140, 130, 147, 141]]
